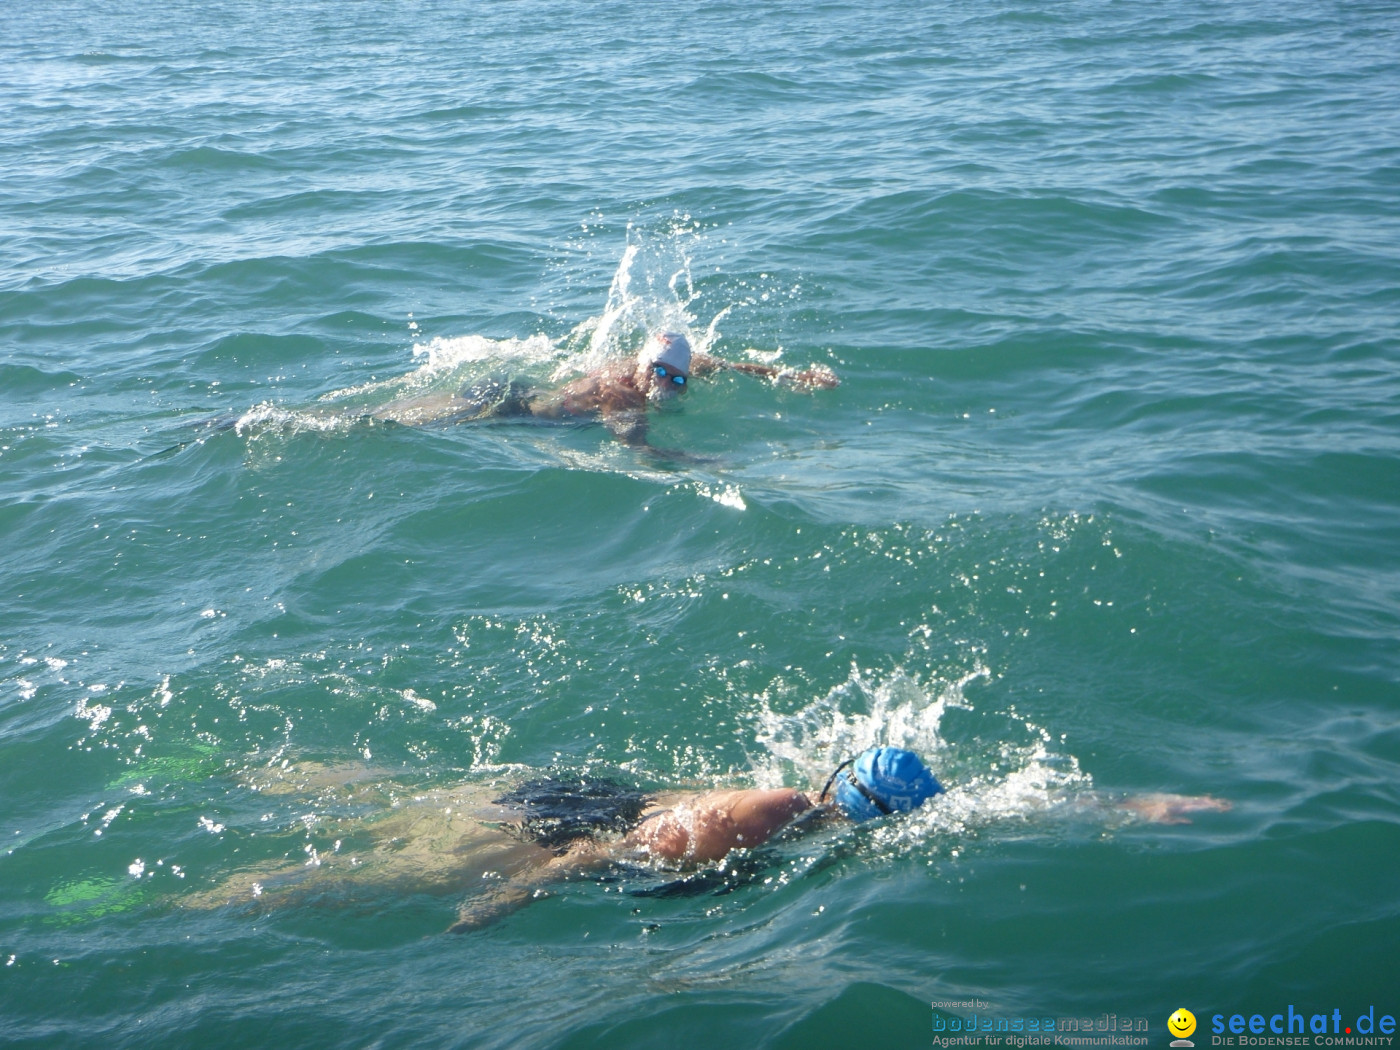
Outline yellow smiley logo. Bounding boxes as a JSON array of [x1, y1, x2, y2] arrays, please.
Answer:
[[1169, 1009, 1197, 1039]]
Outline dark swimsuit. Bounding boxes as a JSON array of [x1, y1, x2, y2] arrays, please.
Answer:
[[492, 776, 835, 899], [456, 377, 538, 421], [492, 775, 652, 853]]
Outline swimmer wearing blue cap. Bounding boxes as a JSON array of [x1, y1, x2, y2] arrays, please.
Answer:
[[181, 748, 1226, 929], [443, 747, 940, 929], [450, 748, 1226, 930]]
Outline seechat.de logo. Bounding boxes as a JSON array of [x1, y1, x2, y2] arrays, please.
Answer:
[[1170, 1008, 1198, 1047]]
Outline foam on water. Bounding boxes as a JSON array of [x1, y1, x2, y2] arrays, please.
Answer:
[[407, 332, 560, 376], [556, 231, 718, 379], [750, 662, 1091, 850], [233, 400, 355, 437]]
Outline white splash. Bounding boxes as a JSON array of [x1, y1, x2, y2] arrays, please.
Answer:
[[234, 401, 353, 437], [749, 662, 1090, 842], [696, 483, 746, 510], [74, 697, 112, 730], [408, 332, 559, 375], [555, 230, 719, 380], [751, 664, 974, 791], [401, 688, 437, 713]]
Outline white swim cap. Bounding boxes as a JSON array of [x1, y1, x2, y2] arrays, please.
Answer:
[[640, 332, 692, 375]]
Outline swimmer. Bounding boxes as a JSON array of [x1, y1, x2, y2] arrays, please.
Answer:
[[372, 331, 840, 452], [179, 749, 1226, 931], [448, 747, 1230, 932]]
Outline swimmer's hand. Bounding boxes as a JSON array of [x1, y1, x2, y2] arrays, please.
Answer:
[[448, 844, 604, 933], [602, 410, 717, 464], [772, 364, 840, 391], [1120, 793, 1232, 825]]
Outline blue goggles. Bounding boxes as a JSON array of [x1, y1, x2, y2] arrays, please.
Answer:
[[652, 364, 687, 386]]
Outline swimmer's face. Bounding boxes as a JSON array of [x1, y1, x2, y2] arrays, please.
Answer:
[[643, 361, 688, 401], [638, 332, 691, 402]]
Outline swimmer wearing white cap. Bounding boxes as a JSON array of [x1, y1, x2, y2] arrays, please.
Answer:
[[370, 331, 840, 453], [522, 331, 838, 449]]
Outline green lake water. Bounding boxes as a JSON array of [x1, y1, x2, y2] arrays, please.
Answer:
[[3, 0, 1398, 1046]]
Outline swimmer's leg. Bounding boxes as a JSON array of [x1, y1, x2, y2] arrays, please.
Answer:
[[373, 378, 536, 429], [139, 412, 247, 461], [449, 841, 604, 933], [195, 413, 244, 434]]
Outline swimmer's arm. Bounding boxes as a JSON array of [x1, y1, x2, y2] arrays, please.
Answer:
[[691, 352, 840, 391], [603, 410, 713, 463], [603, 409, 650, 447], [626, 789, 816, 866], [448, 844, 607, 933], [1114, 793, 1231, 825]]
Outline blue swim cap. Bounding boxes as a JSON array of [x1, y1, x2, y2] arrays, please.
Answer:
[[830, 747, 943, 822]]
